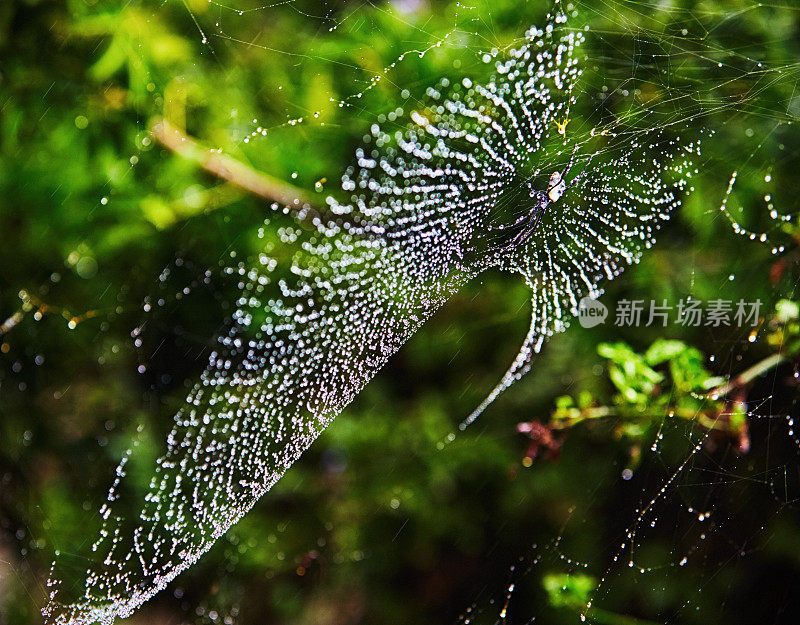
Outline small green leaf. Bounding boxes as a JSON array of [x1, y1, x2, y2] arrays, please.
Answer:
[[578, 390, 594, 409], [542, 572, 596, 609], [556, 395, 575, 409], [702, 376, 726, 390], [645, 339, 686, 365], [776, 299, 799, 323], [598, 342, 635, 362]]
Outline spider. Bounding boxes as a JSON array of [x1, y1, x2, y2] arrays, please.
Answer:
[[490, 145, 594, 254]]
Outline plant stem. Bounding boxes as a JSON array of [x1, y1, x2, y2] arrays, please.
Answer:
[[708, 352, 788, 399], [149, 117, 318, 210]]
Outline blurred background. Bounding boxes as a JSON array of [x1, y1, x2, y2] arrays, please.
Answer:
[[2, 0, 800, 623]]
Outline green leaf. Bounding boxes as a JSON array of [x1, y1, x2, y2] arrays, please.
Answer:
[[644, 339, 687, 365], [776, 299, 799, 323], [543, 572, 596, 609], [556, 395, 575, 409], [598, 341, 635, 362]]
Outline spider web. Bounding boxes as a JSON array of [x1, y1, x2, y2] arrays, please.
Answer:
[[0, 0, 799, 624], [443, 2, 800, 624], [38, 2, 701, 621]]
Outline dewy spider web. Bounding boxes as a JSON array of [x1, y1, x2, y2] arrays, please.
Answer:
[[43, 2, 699, 623]]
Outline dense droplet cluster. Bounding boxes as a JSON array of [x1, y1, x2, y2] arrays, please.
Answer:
[[44, 6, 697, 624]]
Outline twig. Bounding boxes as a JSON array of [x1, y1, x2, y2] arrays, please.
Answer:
[[540, 350, 794, 445], [149, 117, 317, 210], [0, 291, 103, 340], [708, 352, 788, 399]]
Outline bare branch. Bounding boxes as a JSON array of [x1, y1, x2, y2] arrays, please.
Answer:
[[150, 118, 316, 209], [708, 352, 788, 399]]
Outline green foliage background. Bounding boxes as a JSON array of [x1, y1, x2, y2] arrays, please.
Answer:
[[1, 0, 800, 624]]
